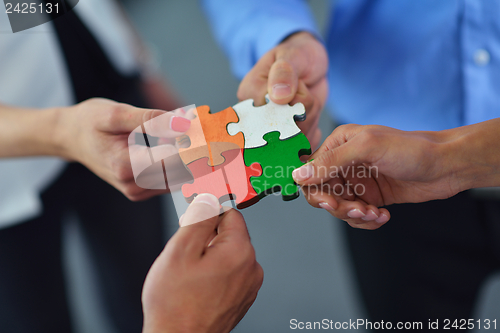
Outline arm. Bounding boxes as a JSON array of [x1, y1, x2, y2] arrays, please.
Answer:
[[0, 98, 191, 201], [0, 104, 64, 158], [142, 193, 264, 333], [292, 119, 500, 230], [444, 119, 500, 191]]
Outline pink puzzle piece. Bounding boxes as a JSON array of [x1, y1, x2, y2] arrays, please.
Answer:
[[182, 149, 262, 209]]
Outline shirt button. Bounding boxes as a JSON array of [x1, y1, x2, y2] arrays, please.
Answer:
[[474, 49, 490, 66]]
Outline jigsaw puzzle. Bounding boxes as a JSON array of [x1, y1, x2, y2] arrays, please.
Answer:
[[243, 132, 311, 200], [178, 106, 243, 167], [177, 96, 310, 208], [182, 149, 262, 209], [227, 94, 306, 149]]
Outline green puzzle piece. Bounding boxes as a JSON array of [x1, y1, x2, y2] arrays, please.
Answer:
[[243, 131, 312, 201]]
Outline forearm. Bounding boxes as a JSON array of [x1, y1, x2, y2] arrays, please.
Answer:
[[439, 118, 500, 191], [0, 104, 64, 158]]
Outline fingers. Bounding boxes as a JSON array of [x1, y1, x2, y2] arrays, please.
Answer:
[[268, 32, 328, 103], [292, 144, 360, 185], [330, 202, 390, 229], [208, 208, 251, 248], [342, 206, 391, 230], [96, 100, 191, 137], [180, 193, 221, 227], [238, 31, 328, 108], [140, 110, 191, 138], [309, 124, 363, 158], [292, 124, 385, 185], [302, 186, 390, 230], [267, 58, 298, 104], [291, 80, 321, 136], [170, 194, 222, 259], [128, 144, 177, 178], [237, 52, 274, 105]]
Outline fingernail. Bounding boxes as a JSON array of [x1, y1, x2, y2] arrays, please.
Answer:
[[292, 163, 314, 182], [272, 83, 292, 99], [361, 210, 378, 221], [178, 214, 185, 226], [191, 193, 220, 211], [319, 202, 335, 211], [170, 116, 191, 132], [347, 209, 365, 219], [375, 213, 389, 224]]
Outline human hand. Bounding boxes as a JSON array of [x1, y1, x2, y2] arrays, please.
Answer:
[[237, 31, 328, 150], [56, 98, 192, 201], [293, 124, 462, 230], [142, 193, 264, 333]]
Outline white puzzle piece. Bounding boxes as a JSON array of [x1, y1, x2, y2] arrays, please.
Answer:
[[227, 95, 306, 149]]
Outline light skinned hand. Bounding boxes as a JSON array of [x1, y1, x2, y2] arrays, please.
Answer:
[[142, 193, 264, 333], [56, 98, 192, 201], [237, 31, 329, 150], [293, 124, 465, 230]]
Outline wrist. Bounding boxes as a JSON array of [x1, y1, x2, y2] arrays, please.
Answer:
[[282, 31, 317, 43], [0, 105, 68, 158], [437, 120, 500, 192], [433, 128, 468, 194], [47, 106, 75, 161]]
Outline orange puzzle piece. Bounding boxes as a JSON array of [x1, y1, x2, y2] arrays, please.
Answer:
[[178, 106, 244, 167], [182, 149, 262, 209]]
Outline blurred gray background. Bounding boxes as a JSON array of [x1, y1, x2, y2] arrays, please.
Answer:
[[64, 1, 500, 332]]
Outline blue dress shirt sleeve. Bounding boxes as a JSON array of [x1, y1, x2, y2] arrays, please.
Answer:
[[204, 0, 500, 131], [202, 0, 320, 79]]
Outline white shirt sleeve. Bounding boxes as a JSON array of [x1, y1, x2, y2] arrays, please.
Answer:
[[0, 0, 139, 228]]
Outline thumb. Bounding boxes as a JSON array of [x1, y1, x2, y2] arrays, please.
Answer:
[[173, 194, 222, 258], [292, 124, 375, 184], [292, 141, 363, 185], [267, 59, 298, 104], [208, 208, 251, 248], [101, 103, 191, 137]]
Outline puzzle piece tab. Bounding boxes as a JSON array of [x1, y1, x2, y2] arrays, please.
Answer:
[[227, 95, 306, 149], [178, 108, 208, 165], [182, 149, 262, 209], [198, 106, 244, 148], [178, 106, 244, 167], [243, 131, 311, 201]]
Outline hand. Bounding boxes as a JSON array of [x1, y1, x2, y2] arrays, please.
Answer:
[[56, 98, 192, 201], [293, 124, 463, 230], [142, 193, 264, 333], [237, 32, 329, 150]]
